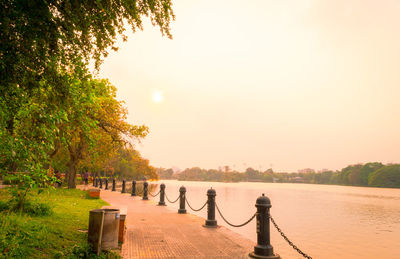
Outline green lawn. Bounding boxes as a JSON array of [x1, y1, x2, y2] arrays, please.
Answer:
[[0, 187, 114, 258]]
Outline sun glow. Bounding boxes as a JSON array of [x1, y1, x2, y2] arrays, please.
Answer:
[[152, 90, 163, 103]]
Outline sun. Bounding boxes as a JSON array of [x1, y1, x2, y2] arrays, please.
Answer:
[[152, 90, 163, 103]]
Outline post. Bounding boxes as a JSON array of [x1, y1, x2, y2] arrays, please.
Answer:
[[158, 183, 166, 206], [142, 181, 148, 200], [95, 178, 98, 187], [112, 178, 116, 192], [249, 194, 280, 259], [99, 178, 103, 189], [131, 180, 136, 196], [204, 188, 217, 227], [105, 178, 109, 190], [92, 177, 95, 187], [178, 186, 186, 214], [121, 180, 126, 193]]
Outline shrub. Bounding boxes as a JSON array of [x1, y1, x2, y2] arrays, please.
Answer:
[[22, 201, 52, 216], [0, 199, 52, 216], [2, 175, 19, 185], [0, 201, 9, 212]]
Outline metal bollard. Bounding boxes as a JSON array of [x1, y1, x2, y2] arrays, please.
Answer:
[[105, 178, 109, 190], [178, 186, 186, 214], [112, 178, 116, 191], [131, 180, 136, 196], [142, 181, 148, 200], [249, 194, 280, 259], [99, 178, 103, 189], [158, 183, 166, 206], [92, 177, 95, 187], [204, 188, 217, 227], [121, 180, 126, 193]]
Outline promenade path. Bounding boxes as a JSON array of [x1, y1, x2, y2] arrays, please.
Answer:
[[93, 188, 254, 259]]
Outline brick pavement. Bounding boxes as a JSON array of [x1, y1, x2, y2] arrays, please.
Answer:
[[96, 188, 255, 259]]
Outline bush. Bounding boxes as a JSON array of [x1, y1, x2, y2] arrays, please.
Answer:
[[22, 201, 52, 216], [0, 199, 52, 216], [0, 201, 9, 212], [2, 175, 19, 185]]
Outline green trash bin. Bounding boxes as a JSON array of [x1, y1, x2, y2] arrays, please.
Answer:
[[88, 209, 120, 253]]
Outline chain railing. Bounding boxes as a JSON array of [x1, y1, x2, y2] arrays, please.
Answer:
[[270, 214, 312, 259], [165, 193, 180, 203], [149, 190, 161, 197], [215, 202, 256, 228], [100, 181, 311, 259], [185, 197, 207, 212]]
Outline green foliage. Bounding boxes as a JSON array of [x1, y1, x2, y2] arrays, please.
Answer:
[[0, 188, 109, 258], [111, 146, 158, 180], [368, 165, 400, 188], [2, 175, 18, 185], [0, 199, 52, 216], [0, 0, 172, 189], [359, 162, 384, 186], [160, 163, 400, 188]]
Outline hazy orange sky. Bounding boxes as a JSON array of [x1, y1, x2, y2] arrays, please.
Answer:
[[98, 0, 400, 172]]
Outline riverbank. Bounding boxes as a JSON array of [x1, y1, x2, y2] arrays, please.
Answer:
[[0, 187, 113, 258], [93, 186, 254, 258]]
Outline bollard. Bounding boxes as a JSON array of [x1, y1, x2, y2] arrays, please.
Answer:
[[204, 188, 217, 227], [95, 178, 98, 187], [105, 178, 109, 190], [178, 186, 186, 214], [249, 194, 280, 259], [158, 183, 166, 206], [121, 180, 126, 193], [93, 177, 95, 187], [131, 180, 136, 196], [99, 178, 103, 189], [142, 181, 148, 200], [112, 178, 116, 192]]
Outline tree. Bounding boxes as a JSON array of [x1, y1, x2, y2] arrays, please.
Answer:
[[111, 147, 158, 180], [359, 162, 384, 186], [368, 164, 400, 188], [50, 75, 148, 188], [0, 0, 174, 181]]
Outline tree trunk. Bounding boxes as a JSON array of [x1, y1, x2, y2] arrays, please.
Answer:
[[67, 160, 77, 189]]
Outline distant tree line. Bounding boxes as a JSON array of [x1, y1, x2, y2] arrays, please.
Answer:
[[157, 162, 400, 188]]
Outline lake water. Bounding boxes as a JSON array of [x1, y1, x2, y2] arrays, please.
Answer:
[[147, 180, 400, 259]]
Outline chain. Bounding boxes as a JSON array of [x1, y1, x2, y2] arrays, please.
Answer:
[[185, 198, 207, 212], [165, 193, 180, 203], [215, 203, 256, 228], [149, 190, 161, 197], [269, 214, 312, 259]]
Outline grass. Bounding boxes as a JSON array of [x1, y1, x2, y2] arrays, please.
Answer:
[[0, 187, 118, 258]]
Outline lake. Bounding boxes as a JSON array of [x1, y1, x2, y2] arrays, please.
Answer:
[[147, 180, 400, 259]]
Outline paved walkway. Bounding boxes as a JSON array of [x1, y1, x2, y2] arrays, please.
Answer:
[[89, 187, 254, 259]]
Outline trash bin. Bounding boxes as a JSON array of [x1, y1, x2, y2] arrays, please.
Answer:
[[88, 189, 100, 198], [118, 212, 126, 243], [88, 209, 120, 253]]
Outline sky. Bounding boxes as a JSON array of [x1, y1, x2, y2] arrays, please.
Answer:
[[98, 0, 400, 172]]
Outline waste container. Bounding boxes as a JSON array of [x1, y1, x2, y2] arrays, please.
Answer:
[[88, 189, 100, 198], [118, 212, 126, 243], [88, 209, 120, 253]]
